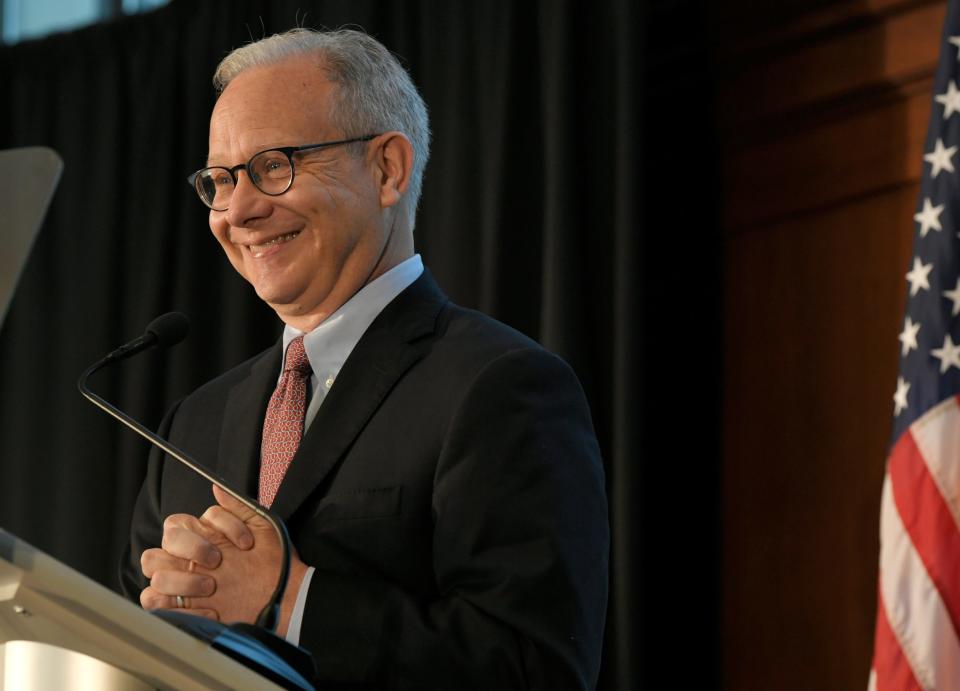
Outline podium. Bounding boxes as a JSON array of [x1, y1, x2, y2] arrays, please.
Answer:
[[0, 529, 283, 690]]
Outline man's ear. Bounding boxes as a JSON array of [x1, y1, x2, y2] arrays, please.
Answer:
[[374, 132, 414, 209]]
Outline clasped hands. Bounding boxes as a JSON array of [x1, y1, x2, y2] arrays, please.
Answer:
[[139, 485, 307, 635]]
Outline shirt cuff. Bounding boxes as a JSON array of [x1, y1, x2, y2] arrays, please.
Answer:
[[284, 566, 315, 646]]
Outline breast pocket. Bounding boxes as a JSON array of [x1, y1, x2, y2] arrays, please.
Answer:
[[299, 484, 432, 590]]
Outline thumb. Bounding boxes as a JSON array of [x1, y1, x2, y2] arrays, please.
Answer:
[[211, 484, 264, 525]]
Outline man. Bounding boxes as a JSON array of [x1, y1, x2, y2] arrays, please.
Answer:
[[120, 28, 608, 690]]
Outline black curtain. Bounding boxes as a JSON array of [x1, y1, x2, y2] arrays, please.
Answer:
[[0, 1, 721, 689]]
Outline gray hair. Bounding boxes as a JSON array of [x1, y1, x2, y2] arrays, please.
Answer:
[[213, 28, 431, 228]]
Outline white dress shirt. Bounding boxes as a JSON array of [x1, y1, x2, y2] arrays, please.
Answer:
[[277, 254, 424, 644]]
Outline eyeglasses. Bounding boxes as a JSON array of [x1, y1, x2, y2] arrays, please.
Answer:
[[187, 135, 379, 211]]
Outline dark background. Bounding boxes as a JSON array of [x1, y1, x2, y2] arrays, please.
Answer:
[[0, 1, 721, 689]]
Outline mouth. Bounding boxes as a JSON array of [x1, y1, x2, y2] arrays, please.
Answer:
[[246, 231, 301, 258]]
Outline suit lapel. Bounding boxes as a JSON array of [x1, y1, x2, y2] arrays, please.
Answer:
[[217, 344, 281, 497], [270, 271, 448, 521]]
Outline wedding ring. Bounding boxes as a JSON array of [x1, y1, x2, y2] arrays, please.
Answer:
[[176, 595, 185, 609]]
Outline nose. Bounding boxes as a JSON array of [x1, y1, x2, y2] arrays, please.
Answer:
[[225, 169, 272, 228]]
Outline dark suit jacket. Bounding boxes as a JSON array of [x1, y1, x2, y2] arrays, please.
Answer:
[[120, 271, 609, 690]]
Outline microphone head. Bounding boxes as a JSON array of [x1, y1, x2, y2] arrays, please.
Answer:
[[144, 312, 190, 348]]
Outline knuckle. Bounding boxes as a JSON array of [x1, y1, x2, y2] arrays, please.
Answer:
[[163, 513, 197, 536], [149, 572, 167, 593], [160, 532, 174, 552], [140, 549, 161, 576], [140, 588, 158, 610]]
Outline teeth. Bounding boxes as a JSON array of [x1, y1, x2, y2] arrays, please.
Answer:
[[249, 231, 300, 257], [262, 232, 299, 246]]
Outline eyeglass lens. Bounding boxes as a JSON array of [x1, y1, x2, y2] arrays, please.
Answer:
[[195, 149, 294, 210]]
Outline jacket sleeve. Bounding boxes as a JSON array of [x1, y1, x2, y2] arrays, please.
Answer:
[[297, 348, 609, 690]]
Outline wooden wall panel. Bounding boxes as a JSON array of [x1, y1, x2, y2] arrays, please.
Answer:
[[721, 3, 942, 130], [720, 0, 943, 688], [725, 81, 928, 230], [724, 186, 915, 688]]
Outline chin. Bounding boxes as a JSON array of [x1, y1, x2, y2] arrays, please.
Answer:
[[257, 283, 318, 315], [256, 288, 297, 308]]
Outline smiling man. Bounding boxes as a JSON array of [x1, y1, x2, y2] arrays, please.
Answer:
[[120, 28, 609, 690]]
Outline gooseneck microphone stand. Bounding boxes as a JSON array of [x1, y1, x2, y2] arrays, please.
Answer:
[[78, 312, 315, 690]]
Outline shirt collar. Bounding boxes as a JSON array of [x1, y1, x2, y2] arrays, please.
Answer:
[[279, 254, 424, 380]]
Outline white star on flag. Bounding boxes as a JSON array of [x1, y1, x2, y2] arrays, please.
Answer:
[[906, 256, 934, 296], [898, 316, 921, 356], [924, 138, 958, 177], [932, 334, 960, 373], [936, 80, 960, 118], [945, 278, 960, 316], [893, 376, 910, 416], [914, 197, 945, 237], [950, 35, 960, 55]]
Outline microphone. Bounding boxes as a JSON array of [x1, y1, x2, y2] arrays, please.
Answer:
[[79, 312, 290, 628], [78, 313, 315, 689], [101, 312, 189, 364]]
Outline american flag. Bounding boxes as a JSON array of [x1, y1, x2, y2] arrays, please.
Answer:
[[871, 1, 960, 688]]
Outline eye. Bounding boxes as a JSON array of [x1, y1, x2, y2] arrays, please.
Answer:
[[252, 152, 292, 180]]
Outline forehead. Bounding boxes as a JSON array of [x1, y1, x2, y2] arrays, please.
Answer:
[[208, 56, 337, 159]]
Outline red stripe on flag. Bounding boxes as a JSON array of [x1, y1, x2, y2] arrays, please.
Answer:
[[873, 580, 924, 691], [889, 427, 960, 640]]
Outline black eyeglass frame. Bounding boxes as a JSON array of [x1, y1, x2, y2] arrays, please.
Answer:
[[187, 134, 379, 211]]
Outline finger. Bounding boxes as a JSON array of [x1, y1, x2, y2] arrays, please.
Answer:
[[161, 525, 220, 569], [140, 547, 191, 579], [150, 569, 216, 598], [161, 515, 221, 569], [163, 512, 222, 542], [139, 589, 219, 621], [200, 504, 254, 550], [141, 585, 177, 611], [212, 484, 260, 523]]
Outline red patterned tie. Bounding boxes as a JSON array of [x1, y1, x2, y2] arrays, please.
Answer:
[[259, 336, 312, 507]]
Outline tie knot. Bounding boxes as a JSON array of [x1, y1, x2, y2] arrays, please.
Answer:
[[284, 336, 311, 375]]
